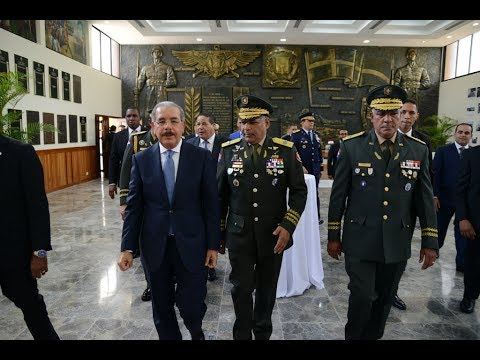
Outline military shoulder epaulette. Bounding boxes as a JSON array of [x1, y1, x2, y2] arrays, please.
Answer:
[[272, 137, 293, 148], [405, 133, 426, 145], [221, 138, 242, 147], [131, 130, 147, 137], [292, 129, 300, 133], [343, 131, 365, 141]]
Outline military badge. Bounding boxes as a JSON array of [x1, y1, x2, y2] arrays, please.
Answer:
[[272, 178, 279, 186], [233, 178, 240, 187], [405, 183, 412, 191], [367, 168, 373, 175], [278, 169, 284, 174], [360, 180, 367, 187], [358, 163, 371, 167], [227, 168, 234, 175], [355, 168, 360, 174], [413, 171, 417, 179], [139, 140, 145, 146]]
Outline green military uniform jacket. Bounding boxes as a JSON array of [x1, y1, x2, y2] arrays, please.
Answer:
[[119, 130, 157, 206], [217, 136, 307, 256], [327, 129, 438, 263]]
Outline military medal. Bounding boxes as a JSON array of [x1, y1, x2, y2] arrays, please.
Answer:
[[278, 169, 284, 174], [233, 178, 240, 187], [272, 178, 278, 186], [360, 180, 367, 187], [405, 183, 412, 191], [355, 168, 360, 174], [139, 140, 145, 145], [367, 168, 373, 175], [227, 168, 234, 175]]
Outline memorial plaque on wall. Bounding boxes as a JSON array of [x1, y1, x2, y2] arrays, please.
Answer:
[[201, 87, 233, 134], [26, 110, 40, 145], [73, 75, 82, 103], [0, 50, 9, 73], [8, 109, 22, 130], [80, 116, 87, 142], [57, 114, 67, 143], [69, 114, 78, 142], [43, 112, 55, 144], [14, 54, 28, 91], [62, 71, 70, 101], [33, 62, 45, 96], [49, 67, 58, 99]]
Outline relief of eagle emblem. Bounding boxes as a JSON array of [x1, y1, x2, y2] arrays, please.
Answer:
[[172, 45, 261, 79]]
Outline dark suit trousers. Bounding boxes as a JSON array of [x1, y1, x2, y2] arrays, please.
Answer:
[[0, 265, 59, 340], [436, 203, 467, 267], [464, 233, 480, 300], [344, 257, 406, 340], [149, 235, 207, 340], [228, 251, 283, 340]]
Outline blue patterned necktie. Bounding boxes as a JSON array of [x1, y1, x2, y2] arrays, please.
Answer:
[[164, 150, 175, 205], [459, 146, 465, 159], [203, 139, 210, 151]]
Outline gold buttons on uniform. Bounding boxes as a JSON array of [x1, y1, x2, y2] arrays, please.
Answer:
[[254, 174, 259, 178], [384, 187, 389, 192], [385, 173, 390, 178], [383, 215, 388, 220], [383, 201, 388, 206]]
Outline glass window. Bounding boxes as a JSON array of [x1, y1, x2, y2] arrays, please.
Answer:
[[90, 26, 119, 78], [100, 32, 111, 74], [111, 40, 120, 78], [470, 31, 480, 73], [444, 42, 458, 80], [91, 27, 101, 71], [456, 35, 472, 77]]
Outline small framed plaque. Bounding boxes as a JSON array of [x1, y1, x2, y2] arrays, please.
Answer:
[[62, 71, 70, 101], [80, 116, 87, 142], [49, 67, 58, 99], [0, 50, 9, 73], [14, 54, 29, 91], [73, 75, 82, 103], [68, 114, 78, 142], [33, 61, 45, 96]]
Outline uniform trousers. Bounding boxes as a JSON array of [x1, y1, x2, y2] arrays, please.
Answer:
[[0, 264, 59, 340], [228, 251, 283, 340], [344, 256, 406, 340], [149, 235, 207, 340]]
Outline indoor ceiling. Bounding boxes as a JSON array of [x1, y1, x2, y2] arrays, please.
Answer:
[[90, 20, 480, 48]]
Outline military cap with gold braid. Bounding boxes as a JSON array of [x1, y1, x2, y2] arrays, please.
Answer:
[[366, 84, 407, 111], [236, 95, 273, 120], [298, 111, 316, 122]]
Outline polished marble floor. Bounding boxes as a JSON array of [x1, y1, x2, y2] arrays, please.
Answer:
[[1, 177, 479, 340]]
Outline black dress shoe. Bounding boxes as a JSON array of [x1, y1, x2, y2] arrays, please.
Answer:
[[191, 330, 205, 340], [460, 298, 476, 313], [392, 294, 407, 310], [456, 266, 464, 273], [141, 287, 151, 301], [319, 219, 324, 225], [207, 268, 217, 281]]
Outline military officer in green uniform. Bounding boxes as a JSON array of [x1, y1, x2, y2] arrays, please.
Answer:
[[119, 118, 157, 302], [327, 84, 438, 340], [217, 95, 307, 340]]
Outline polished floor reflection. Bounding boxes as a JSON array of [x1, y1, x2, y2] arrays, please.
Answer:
[[1, 178, 479, 340]]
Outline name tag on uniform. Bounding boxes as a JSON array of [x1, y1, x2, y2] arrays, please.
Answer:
[[357, 162, 371, 167]]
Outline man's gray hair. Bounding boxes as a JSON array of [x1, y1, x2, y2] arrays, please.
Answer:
[[151, 101, 186, 121]]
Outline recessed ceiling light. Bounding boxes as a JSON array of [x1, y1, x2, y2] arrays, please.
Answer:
[[196, 38, 203, 42], [473, 22, 479, 27], [447, 35, 452, 39], [280, 38, 287, 42], [422, 40, 427, 43], [363, 40, 370, 44]]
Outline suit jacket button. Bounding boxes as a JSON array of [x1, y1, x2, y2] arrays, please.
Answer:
[[169, 210, 173, 214]]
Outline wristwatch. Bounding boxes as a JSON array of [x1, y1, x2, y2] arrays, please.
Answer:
[[33, 250, 47, 258]]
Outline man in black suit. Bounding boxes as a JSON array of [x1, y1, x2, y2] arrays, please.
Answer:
[[0, 135, 59, 340], [327, 129, 348, 179], [392, 98, 434, 311], [187, 113, 228, 281], [108, 107, 147, 199], [456, 146, 480, 313]]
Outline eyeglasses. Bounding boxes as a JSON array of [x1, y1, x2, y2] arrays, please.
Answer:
[[154, 119, 182, 126]]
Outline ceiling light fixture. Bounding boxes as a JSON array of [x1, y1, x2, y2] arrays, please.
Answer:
[[446, 35, 452, 38], [280, 38, 286, 42], [196, 38, 203, 42], [473, 22, 479, 27], [363, 39, 370, 44]]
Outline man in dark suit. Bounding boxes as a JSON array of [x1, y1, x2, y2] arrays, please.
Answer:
[[327, 85, 438, 340], [291, 111, 323, 221], [392, 98, 434, 311], [217, 95, 307, 340], [118, 101, 220, 340], [187, 113, 228, 281], [456, 146, 480, 313], [229, 118, 243, 139], [0, 135, 59, 340], [119, 118, 157, 302], [433, 123, 472, 272], [108, 107, 147, 199], [327, 129, 348, 179]]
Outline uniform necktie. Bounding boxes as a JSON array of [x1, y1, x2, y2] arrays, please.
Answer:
[[251, 143, 260, 165], [382, 140, 392, 165], [309, 131, 314, 142], [459, 146, 465, 159], [164, 150, 175, 205], [203, 139, 210, 151]]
